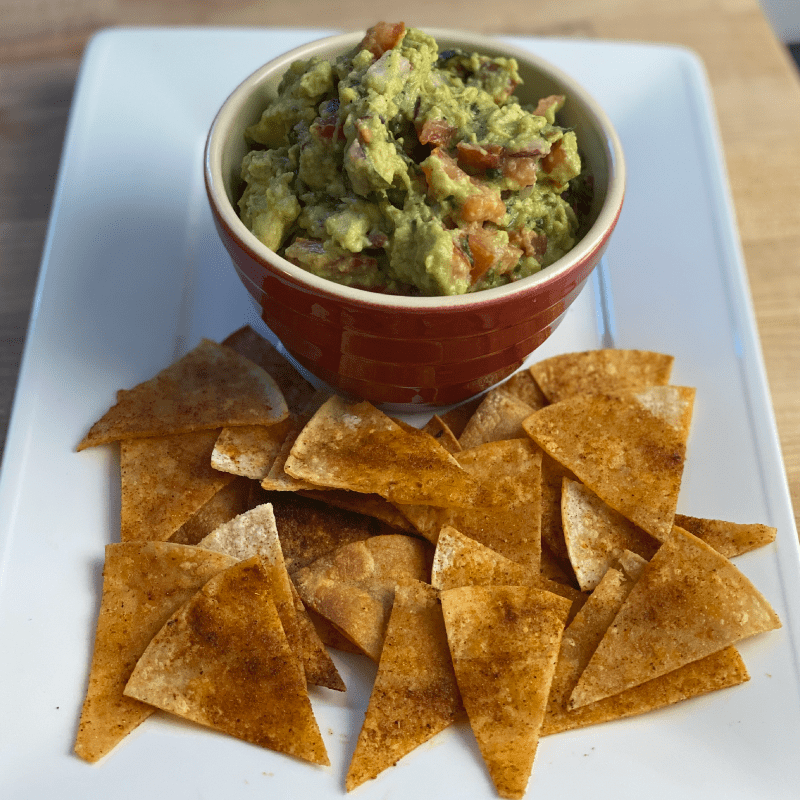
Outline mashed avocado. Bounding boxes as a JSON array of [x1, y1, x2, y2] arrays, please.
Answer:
[[238, 22, 588, 295]]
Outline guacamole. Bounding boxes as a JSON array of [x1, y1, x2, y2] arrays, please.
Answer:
[[238, 22, 588, 296]]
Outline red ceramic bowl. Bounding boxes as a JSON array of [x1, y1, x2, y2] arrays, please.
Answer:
[[205, 28, 625, 409]]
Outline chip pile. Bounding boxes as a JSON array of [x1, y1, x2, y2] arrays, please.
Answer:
[[74, 328, 781, 798]]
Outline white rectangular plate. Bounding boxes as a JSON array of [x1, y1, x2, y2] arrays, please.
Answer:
[[1, 28, 798, 800]]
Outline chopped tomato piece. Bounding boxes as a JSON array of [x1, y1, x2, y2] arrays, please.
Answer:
[[456, 142, 503, 172], [417, 119, 456, 147], [541, 138, 567, 175], [501, 155, 538, 187], [358, 21, 406, 58], [467, 227, 523, 284]]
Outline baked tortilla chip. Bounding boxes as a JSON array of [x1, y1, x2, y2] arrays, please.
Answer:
[[197, 504, 307, 681], [674, 514, 777, 558], [266, 491, 398, 574], [437, 395, 484, 439], [299, 488, 416, 532], [346, 581, 463, 791], [543, 566, 749, 735], [524, 386, 695, 541], [285, 396, 489, 508], [293, 534, 432, 661], [169, 476, 252, 546], [431, 525, 584, 619], [458, 388, 536, 449], [421, 414, 462, 454], [74, 542, 236, 763], [562, 478, 660, 591], [211, 421, 290, 479], [539, 451, 578, 578], [78, 338, 288, 449], [397, 439, 543, 571], [221, 324, 317, 412], [124, 556, 329, 765], [501, 369, 548, 410], [441, 585, 571, 800], [570, 526, 781, 708], [198, 502, 347, 690], [120, 429, 234, 542], [529, 349, 674, 404]]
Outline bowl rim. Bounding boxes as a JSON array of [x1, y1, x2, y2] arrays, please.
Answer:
[[204, 27, 626, 310]]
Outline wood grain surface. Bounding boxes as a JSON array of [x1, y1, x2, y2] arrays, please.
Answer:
[[1, 1, 799, 530]]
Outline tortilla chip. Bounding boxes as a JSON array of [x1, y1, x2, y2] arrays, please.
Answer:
[[196, 503, 310, 682], [194, 499, 346, 689], [169, 476, 252, 545], [397, 439, 543, 571], [265, 491, 398, 574], [570, 526, 781, 708], [123, 556, 329, 765], [298, 488, 416, 532], [78, 338, 289, 449], [437, 395, 484, 438], [221, 324, 317, 412], [458, 388, 536, 449], [284, 396, 489, 508], [562, 479, 661, 591], [422, 414, 462, 454], [431, 525, 585, 620], [211, 421, 290, 480], [120, 429, 234, 542], [542, 566, 749, 735], [674, 514, 777, 558], [540, 541, 579, 587], [346, 581, 463, 791], [616, 548, 650, 580], [440, 585, 571, 800], [539, 451, 578, 578], [289, 581, 347, 691], [524, 386, 695, 541], [292, 534, 433, 661], [74, 542, 236, 762], [529, 349, 674, 404], [501, 369, 548, 410]]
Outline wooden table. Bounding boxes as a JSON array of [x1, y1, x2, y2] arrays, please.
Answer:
[[2, 1, 799, 530]]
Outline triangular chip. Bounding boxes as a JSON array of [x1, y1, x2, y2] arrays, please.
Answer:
[[543, 566, 749, 735], [211, 421, 291, 479], [123, 556, 329, 765], [524, 386, 695, 541], [292, 534, 432, 661], [299, 488, 416, 532], [397, 439, 543, 571], [221, 324, 317, 412], [74, 542, 236, 762], [284, 396, 489, 508], [500, 369, 548, 410], [77, 338, 288, 449], [169, 476, 252, 545], [198, 502, 345, 690], [539, 451, 578, 579], [570, 526, 781, 708], [421, 414, 462, 454], [529, 349, 674, 404], [346, 581, 462, 791], [441, 585, 571, 800], [562, 478, 660, 591], [431, 525, 584, 619], [266, 491, 398, 574], [120, 429, 234, 542], [457, 388, 536, 449], [674, 513, 777, 558]]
